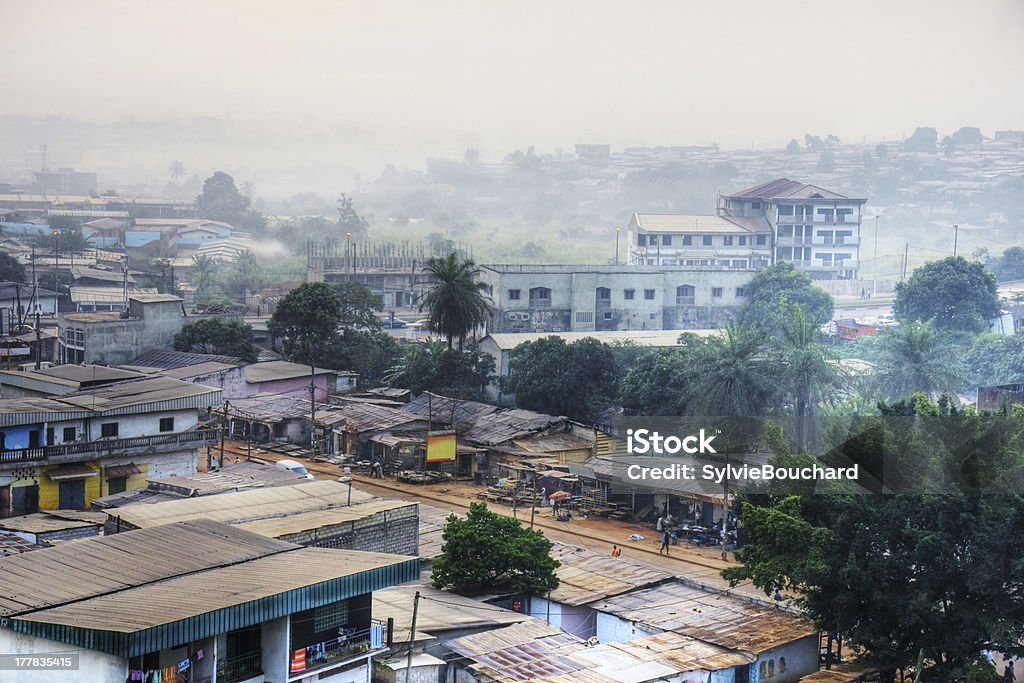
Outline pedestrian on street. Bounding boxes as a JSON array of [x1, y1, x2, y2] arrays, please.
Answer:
[[1005, 661, 1015, 683], [611, 545, 621, 557], [659, 529, 671, 555]]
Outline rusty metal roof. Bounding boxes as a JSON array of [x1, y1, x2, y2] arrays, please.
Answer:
[[593, 579, 816, 655], [374, 582, 530, 643], [548, 542, 674, 606]]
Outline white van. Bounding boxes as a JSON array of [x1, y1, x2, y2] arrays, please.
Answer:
[[277, 459, 315, 480]]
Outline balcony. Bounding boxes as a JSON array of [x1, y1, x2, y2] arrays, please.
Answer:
[[813, 236, 860, 246], [217, 650, 262, 683], [776, 237, 813, 247], [0, 429, 218, 465], [528, 298, 552, 308], [292, 622, 386, 677], [676, 296, 695, 305]]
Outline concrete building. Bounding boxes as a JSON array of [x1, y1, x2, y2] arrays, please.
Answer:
[[0, 375, 220, 514], [479, 264, 752, 333], [625, 178, 867, 281], [0, 519, 418, 683], [720, 178, 866, 280], [57, 293, 188, 365]]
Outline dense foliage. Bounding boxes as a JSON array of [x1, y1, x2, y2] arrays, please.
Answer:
[[893, 256, 1000, 333], [740, 262, 834, 329], [386, 339, 495, 400], [173, 317, 259, 362], [431, 503, 560, 594], [421, 253, 491, 349]]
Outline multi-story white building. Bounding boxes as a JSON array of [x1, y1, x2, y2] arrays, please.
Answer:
[[720, 178, 866, 280], [626, 178, 866, 280], [479, 264, 753, 333]]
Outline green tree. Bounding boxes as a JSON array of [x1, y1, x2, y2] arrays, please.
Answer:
[[386, 339, 495, 400], [780, 306, 839, 419], [785, 139, 801, 154], [196, 171, 265, 231], [324, 329, 403, 385], [38, 227, 92, 253], [421, 253, 491, 350], [986, 246, 1024, 282], [268, 282, 344, 366], [190, 254, 220, 302], [619, 347, 695, 416], [503, 336, 619, 420], [222, 251, 266, 298], [964, 333, 1024, 388], [169, 160, 186, 182], [0, 252, 26, 283], [893, 256, 1000, 333], [337, 193, 369, 238], [173, 317, 258, 362], [871, 321, 965, 400], [904, 126, 938, 153], [689, 323, 775, 416], [741, 262, 834, 329], [431, 503, 560, 594], [334, 281, 383, 330]]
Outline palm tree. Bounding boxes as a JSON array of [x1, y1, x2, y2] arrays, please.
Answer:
[[191, 254, 218, 301], [778, 306, 840, 448], [874, 321, 964, 401], [690, 323, 773, 416], [421, 253, 491, 350], [169, 161, 186, 183]]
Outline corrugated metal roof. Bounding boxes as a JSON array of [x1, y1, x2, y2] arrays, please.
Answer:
[[593, 579, 815, 654], [244, 360, 334, 383], [107, 480, 376, 528], [233, 499, 416, 538], [403, 393, 569, 447], [161, 361, 240, 379], [130, 349, 243, 369], [56, 376, 222, 415], [547, 543, 673, 606], [724, 177, 862, 201], [0, 512, 103, 534], [374, 582, 530, 643]]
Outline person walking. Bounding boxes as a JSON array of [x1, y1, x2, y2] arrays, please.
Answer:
[[659, 529, 671, 555], [611, 545, 621, 557]]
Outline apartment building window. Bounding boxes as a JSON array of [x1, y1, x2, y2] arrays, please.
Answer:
[[836, 208, 854, 223], [739, 236, 747, 246], [508, 289, 521, 300], [751, 202, 762, 210], [662, 235, 672, 246], [817, 208, 835, 222], [529, 287, 552, 306], [778, 225, 793, 238], [778, 205, 794, 215], [624, 289, 635, 300], [675, 235, 689, 246], [596, 287, 611, 301], [732, 260, 748, 268], [711, 287, 723, 298], [576, 312, 593, 323], [643, 289, 656, 300], [723, 236, 734, 246], [101, 422, 119, 438], [835, 252, 852, 264], [46, 428, 54, 446], [28, 430, 40, 448], [676, 285, 695, 305], [159, 417, 175, 432], [817, 253, 834, 265], [702, 236, 712, 246], [63, 427, 76, 442], [604, 312, 613, 321], [108, 477, 127, 495], [736, 287, 747, 297], [637, 234, 647, 246], [649, 234, 658, 245], [756, 235, 767, 246]]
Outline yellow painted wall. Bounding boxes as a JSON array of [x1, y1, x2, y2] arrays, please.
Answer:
[[36, 462, 149, 509]]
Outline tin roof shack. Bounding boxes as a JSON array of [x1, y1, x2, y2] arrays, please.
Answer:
[[401, 392, 596, 477], [0, 510, 104, 544], [244, 360, 337, 401], [319, 402, 431, 466], [91, 460, 313, 509], [57, 294, 188, 365], [528, 542, 674, 639], [442, 619, 754, 683], [592, 579, 819, 683], [0, 376, 221, 515], [0, 519, 419, 683], [213, 393, 319, 445]]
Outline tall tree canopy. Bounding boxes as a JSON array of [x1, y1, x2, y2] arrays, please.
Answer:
[[195, 171, 265, 231], [724, 397, 1024, 681], [689, 323, 775, 416], [268, 282, 344, 366], [741, 262, 834, 330], [386, 339, 494, 400], [336, 193, 369, 238], [893, 256, 1000, 334], [421, 253, 491, 349], [0, 253, 26, 283], [334, 281, 384, 330], [503, 336, 619, 420], [870, 321, 965, 400], [173, 317, 258, 363], [431, 503, 560, 594]]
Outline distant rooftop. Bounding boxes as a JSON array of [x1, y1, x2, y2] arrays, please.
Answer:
[[130, 348, 244, 370], [724, 177, 865, 201], [245, 360, 335, 384]]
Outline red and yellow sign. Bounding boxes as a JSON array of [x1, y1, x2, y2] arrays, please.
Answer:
[[426, 430, 457, 462]]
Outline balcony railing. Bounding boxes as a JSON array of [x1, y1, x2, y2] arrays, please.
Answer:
[[0, 429, 218, 465], [217, 650, 262, 683], [528, 299, 552, 308], [676, 296, 695, 305], [813, 236, 860, 246], [292, 622, 386, 676]]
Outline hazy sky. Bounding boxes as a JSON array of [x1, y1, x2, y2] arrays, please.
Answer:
[[3, 0, 1023, 149]]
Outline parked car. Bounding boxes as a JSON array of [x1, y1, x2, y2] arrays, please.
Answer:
[[277, 459, 315, 480], [381, 318, 408, 329]]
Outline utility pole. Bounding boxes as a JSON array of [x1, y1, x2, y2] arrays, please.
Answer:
[[404, 591, 420, 682], [953, 223, 959, 258], [309, 364, 317, 461], [615, 226, 621, 265], [721, 450, 730, 561], [530, 476, 537, 529], [902, 243, 909, 281], [873, 215, 879, 268], [219, 400, 228, 469], [34, 312, 41, 370]]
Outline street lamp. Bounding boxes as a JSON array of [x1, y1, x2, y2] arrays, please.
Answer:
[[953, 223, 959, 258], [346, 231, 353, 280], [615, 226, 621, 265], [52, 230, 59, 273]]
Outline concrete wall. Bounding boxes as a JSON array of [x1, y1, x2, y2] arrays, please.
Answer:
[[480, 267, 751, 333], [593, 611, 660, 643], [748, 634, 818, 683], [529, 596, 595, 639], [262, 615, 291, 683], [247, 374, 333, 402], [184, 366, 247, 399], [0, 630, 126, 683], [279, 504, 420, 557]]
